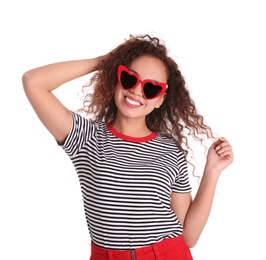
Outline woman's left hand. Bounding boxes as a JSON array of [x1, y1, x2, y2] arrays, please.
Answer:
[[206, 137, 234, 175]]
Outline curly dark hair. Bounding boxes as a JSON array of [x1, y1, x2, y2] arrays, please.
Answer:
[[80, 34, 216, 177]]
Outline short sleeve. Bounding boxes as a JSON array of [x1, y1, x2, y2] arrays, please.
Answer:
[[59, 111, 97, 158], [171, 154, 192, 193]]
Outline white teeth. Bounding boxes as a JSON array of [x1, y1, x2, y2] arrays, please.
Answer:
[[125, 97, 141, 106]]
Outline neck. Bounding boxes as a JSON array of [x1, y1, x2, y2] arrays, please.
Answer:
[[112, 117, 152, 138]]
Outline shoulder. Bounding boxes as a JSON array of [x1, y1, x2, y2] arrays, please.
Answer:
[[71, 111, 105, 129], [155, 133, 180, 149], [155, 133, 186, 160], [67, 111, 110, 142]]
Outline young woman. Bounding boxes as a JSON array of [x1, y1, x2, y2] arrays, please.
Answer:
[[22, 34, 233, 260]]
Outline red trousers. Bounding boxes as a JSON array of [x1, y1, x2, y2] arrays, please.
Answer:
[[90, 236, 193, 260]]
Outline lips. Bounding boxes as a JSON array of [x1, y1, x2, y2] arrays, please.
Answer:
[[125, 96, 143, 107]]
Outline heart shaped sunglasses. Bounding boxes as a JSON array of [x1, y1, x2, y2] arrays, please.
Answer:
[[117, 65, 168, 100]]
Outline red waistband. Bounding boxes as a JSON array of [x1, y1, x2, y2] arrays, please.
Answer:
[[91, 236, 187, 257]]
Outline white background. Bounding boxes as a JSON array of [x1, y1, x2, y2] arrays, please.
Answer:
[[1, 0, 265, 259]]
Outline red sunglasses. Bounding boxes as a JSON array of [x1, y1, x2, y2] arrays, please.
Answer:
[[117, 65, 168, 100]]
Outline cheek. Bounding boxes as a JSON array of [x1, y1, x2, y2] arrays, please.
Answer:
[[154, 95, 166, 108], [144, 100, 160, 114], [148, 100, 159, 108], [148, 97, 163, 108], [114, 85, 124, 104]]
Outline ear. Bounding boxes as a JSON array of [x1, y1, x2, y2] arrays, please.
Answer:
[[155, 93, 166, 108]]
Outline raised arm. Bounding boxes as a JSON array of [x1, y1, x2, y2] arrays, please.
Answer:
[[22, 56, 105, 143], [171, 137, 233, 248]]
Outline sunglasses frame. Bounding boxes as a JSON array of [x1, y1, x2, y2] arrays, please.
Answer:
[[117, 65, 168, 100]]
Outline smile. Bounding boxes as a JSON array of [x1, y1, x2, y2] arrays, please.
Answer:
[[125, 96, 142, 107]]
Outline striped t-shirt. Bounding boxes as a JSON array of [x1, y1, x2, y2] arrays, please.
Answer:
[[60, 112, 192, 250]]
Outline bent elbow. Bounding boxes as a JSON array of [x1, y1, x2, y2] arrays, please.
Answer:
[[182, 235, 199, 248], [186, 240, 197, 248], [22, 70, 34, 92]]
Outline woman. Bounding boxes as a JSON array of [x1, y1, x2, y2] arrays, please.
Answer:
[[22, 34, 233, 260]]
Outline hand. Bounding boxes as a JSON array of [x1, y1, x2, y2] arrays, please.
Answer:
[[206, 137, 234, 175]]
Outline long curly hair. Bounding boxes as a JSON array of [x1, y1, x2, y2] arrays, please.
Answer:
[[79, 34, 216, 178]]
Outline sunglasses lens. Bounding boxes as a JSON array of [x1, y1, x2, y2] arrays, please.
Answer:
[[120, 71, 137, 89], [143, 83, 163, 99]]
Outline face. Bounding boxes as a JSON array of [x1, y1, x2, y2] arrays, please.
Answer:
[[114, 55, 168, 122]]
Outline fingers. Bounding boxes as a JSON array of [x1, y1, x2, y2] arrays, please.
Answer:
[[214, 137, 233, 157]]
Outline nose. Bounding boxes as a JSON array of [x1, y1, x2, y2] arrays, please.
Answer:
[[129, 82, 143, 97]]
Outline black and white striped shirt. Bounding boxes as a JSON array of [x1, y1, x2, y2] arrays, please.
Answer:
[[60, 112, 192, 250]]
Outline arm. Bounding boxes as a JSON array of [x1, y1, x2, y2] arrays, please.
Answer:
[[22, 56, 105, 143], [171, 137, 233, 248]]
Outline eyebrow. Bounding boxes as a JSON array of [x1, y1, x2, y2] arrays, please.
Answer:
[[129, 68, 138, 74], [129, 68, 159, 83]]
